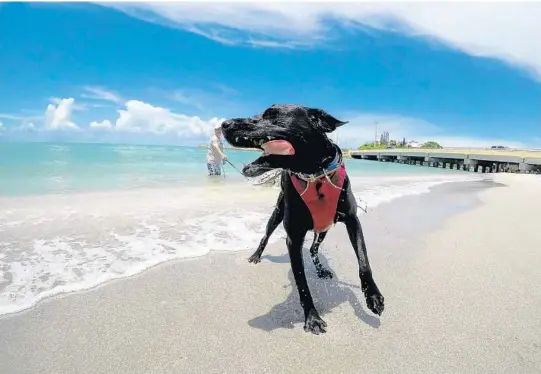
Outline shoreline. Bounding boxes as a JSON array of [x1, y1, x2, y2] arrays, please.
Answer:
[[0, 178, 484, 320]]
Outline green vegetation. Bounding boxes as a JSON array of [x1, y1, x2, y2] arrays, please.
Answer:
[[357, 142, 389, 150], [357, 138, 443, 150], [419, 141, 443, 149], [357, 137, 407, 150]]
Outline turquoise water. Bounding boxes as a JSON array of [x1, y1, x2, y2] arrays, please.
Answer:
[[0, 142, 484, 316], [0, 142, 457, 196]]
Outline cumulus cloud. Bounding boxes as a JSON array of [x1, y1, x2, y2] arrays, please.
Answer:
[[50, 97, 88, 111], [44, 98, 79, 131], [87, 100, 223, 139], [106, 2, 541, 79], [114, 100, 224, 137], [331, 112, 527, 149]]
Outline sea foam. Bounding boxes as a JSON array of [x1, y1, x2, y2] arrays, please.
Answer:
[[0, 171, 485, 316]]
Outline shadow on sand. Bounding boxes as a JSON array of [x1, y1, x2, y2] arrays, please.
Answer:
[[248, 246, 381, 332]]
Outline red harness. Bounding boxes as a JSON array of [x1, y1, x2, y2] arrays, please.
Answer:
[[290, 163, 346, 233]]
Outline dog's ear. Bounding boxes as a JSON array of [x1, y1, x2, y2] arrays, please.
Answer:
[[306, 108, 348, 133]]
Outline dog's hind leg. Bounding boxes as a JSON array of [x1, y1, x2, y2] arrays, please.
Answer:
[[248, 191, 285, 264], [344, 214, 385, 316], [309, 232, 333, 279], [286, 229, 327, 335]]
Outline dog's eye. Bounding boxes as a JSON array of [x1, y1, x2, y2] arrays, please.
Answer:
[[309, 115, 321, 125]]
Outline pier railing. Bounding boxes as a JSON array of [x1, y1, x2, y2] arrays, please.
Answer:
[[350, 147, 541, 173], [351, 147, 541, 159]]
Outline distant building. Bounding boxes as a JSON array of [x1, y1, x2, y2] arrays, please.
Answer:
[[408, 141, 421, 148], [380, 131, 390, 147]]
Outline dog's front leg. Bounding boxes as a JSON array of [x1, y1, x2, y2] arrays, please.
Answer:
[[248, 192, 285, 264], [286, 230, 327, 334], [344, 214, 385, 316], [309, 232, 333, 279]]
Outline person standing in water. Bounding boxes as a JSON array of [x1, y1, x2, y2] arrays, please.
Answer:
[[206, 123, 228, 176]]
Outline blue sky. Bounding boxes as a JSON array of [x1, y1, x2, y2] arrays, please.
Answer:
[[0, 2, 540, 148]]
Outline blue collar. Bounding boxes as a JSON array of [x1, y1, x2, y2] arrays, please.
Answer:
[[291, 146, 342, 182], [325, 149, 341, 173]]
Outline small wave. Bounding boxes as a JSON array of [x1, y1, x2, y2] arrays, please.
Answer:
[[0, 171, 484, 316], [0, 210, 287, 316]]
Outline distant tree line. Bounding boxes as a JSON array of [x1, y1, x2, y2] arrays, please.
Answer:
[[418, 141, 444, 149], [357, 137, 443, 150]]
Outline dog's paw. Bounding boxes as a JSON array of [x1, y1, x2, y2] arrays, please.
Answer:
[[248, 253, 262, 264], [303, 309, 327, 335], [365, 291, 385, 316], [316, 268, 333, 279]]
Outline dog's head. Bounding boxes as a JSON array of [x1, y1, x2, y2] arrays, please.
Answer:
[[221, 104, 347, 177]]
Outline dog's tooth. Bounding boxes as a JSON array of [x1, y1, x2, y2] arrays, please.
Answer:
[[235, 137, 239, 142], [267, 136, 272, 140]]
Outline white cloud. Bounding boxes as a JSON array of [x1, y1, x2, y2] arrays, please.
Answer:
[[3, 93, 220, 139], [44, 98, 79, 131], [81, 86, 123, 104], [106, 2, 541, 79], [50, 97, 88, 111], [114, 100, 223, 137], [331, 112, 528, 149], [89, 119, 113, 130]]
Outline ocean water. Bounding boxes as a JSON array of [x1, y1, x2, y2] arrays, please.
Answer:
[[0, 142, 486, 316]]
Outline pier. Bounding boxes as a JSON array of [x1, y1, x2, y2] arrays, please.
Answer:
[[350, 148, 541, 173]]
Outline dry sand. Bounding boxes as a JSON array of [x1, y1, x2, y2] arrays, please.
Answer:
[[1, 174, 540, 374]]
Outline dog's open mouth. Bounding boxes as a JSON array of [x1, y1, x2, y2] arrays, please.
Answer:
[[241, 139, 295, 178], [230, 135, 295, 155], [261, 140, 295, 156], [224, 132, 296, 177]]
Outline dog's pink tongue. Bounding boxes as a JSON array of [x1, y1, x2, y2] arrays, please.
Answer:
[[261, 140, 295, 155]]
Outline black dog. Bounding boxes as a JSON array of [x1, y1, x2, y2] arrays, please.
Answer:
[[221, 104, 384, 334], [249, 199, 333, 279]]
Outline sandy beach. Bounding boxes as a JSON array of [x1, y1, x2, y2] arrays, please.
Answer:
[[1, 173, 540, 374]]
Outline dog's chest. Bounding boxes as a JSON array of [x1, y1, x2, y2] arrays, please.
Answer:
[[290, 163, 346, 233]]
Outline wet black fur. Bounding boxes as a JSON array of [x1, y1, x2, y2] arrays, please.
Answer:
[[221, 104, 384, 334]]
